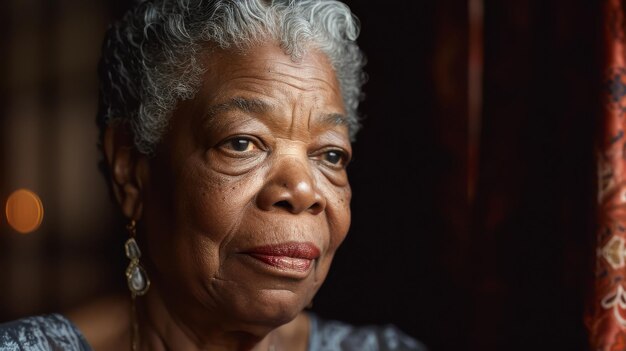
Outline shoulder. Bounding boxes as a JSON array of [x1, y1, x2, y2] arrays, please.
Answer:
[[308, 314, 428, 351], [0, 314, 92, 351]]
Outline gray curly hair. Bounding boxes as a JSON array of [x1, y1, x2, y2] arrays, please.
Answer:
[[97, 0, 366, 155]]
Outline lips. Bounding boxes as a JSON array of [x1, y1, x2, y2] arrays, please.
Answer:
[[243, 242, 320, 273]]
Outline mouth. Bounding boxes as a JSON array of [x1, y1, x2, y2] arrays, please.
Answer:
[[241, 242, 321, 275]]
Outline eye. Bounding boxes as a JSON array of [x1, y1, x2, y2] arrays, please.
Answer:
[[320, 149, 349, 168], [324, 150, 344, 164], [222, 137, 258, 152]]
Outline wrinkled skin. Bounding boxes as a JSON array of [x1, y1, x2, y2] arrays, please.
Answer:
[[104, 42, 353, 350]]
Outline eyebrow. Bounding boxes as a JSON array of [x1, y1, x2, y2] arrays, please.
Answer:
[[203, 96, 349, 127], [320, 112, 350, 127], [204, 97, 273, 121]]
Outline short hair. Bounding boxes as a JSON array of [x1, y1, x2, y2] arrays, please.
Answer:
[[97, 0, 366, 155]]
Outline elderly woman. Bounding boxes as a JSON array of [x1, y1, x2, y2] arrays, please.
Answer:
[[0, 0, 425, 350]]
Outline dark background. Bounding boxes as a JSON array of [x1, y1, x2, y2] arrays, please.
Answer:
[[0, 0, 603, 350]]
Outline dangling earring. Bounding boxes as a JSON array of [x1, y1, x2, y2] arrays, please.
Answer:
[[125, 220, 150, 351], [125, 220, 150, 296]]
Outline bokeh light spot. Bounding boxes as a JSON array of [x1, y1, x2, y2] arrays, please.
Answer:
[[5, 189, 44, 234]]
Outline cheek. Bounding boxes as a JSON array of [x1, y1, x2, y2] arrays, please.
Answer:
[[325, 184, 352, 252], [312, 185, 350, 285], [180, 165, 264, 252], [164, 167, 263, 295], [185, 181, 239, 239]]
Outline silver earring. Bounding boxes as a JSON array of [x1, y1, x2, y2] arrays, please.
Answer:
[[125, 220, 150, 297]]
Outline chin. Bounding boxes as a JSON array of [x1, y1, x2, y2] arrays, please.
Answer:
[[225, 287, 308, 330]]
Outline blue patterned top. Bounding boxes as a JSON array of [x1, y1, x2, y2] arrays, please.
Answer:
[[0, 314, 91, 351], [308, 314, 427, 351], [0, 313, 426, 350]]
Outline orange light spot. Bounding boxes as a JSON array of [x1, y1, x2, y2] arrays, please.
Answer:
[[5, 189, 44, 234]]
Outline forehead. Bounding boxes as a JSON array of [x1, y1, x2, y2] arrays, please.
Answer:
[[199, 42, 345, 113]]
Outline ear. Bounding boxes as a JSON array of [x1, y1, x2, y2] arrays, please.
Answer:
[[103, 124, 146, 220]]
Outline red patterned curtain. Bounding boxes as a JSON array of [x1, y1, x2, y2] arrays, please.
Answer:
[[589, 0, 626, 349]]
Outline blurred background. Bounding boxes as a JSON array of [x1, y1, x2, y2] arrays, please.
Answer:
[[0, 0, 602, 350], [0, 0, 129, 326]]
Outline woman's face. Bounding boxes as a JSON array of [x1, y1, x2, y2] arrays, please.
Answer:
[[138, 42, 352, 333]]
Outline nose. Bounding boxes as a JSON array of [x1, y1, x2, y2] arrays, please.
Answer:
[[256, 157, 326, 215]]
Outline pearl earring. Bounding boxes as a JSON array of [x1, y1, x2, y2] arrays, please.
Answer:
[[125, 220, 150, 296]]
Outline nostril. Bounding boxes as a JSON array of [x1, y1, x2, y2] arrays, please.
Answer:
[[274, 200, 293, 210], [308, 202, 322, 214]]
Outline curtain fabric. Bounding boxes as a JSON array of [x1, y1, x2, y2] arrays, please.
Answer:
[[589, 1, 626, 349]]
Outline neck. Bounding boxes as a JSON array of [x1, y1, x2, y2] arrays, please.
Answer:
[[135, 286, 309, 351]]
